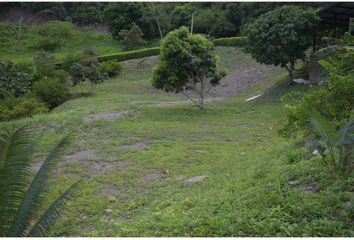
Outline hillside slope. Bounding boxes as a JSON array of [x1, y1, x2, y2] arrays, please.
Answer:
[[2, 47, 352, 237]]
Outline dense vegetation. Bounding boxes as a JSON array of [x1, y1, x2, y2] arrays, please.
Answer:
[[0, 2, 353, 237]]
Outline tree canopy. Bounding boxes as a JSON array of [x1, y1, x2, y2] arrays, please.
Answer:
[[152, 27, 224, 111], [243, 5, 320, 84]]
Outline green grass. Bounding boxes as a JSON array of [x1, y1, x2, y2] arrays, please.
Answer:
[[0, 25, 160, 64], [1, 47, 353, 237]]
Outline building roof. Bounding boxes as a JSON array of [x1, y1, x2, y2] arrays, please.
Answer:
[[318, 2, 354, 27]]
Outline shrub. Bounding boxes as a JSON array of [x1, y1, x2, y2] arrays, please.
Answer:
[[100, 60, 122, 77], [0, 61, 33, 99], [308, 113, 354, 175], [97, 47, 160, 62], [32, 21, 74, 51], [33, 37, 62, 51], [60, 53, 83, 72], [287, 147, 309, 164], [32, 77, 69, 109], [119, 23, 146, 50], [213, 37, 246, 47], [0, 96, 48, 121], [280, 50, 354, 137], [69, 58, 105, 94], [33, 50, 56, 78], [82, 47, 97, 57]]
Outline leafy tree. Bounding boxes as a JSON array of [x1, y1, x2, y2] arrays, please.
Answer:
[[69, 58, 105, 94], [0, 61, 33, 99], [103, 3, 143, 40], [0, 126, 79, 236], [243, 5, 319, 84], [152, 27, 225, 112], [119, 23, 146, 50], [194, 9, 236, 38]]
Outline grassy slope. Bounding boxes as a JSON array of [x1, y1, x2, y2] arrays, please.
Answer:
[[0, 26, 160, 64], [1, 47, 352, 237]]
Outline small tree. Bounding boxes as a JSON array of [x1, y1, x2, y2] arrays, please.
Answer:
[[152, 27, 225, 112], [119, 23, 146, 50], [69, 58, 105, 94], [243, 5, 319, 84]]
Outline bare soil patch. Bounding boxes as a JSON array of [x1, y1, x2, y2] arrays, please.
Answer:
[[83, 110, 131, 123], [67, 149, 97, 162], [101, 185, 131, 199], [141, 171, 164, 182], [122, 142, 149, 150]]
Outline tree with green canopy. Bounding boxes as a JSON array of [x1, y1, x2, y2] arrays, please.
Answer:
[[152, 27, 225, 112], [243, 5, 319, 84]]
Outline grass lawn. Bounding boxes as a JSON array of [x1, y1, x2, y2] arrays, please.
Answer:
[[0, 26, 160, 64], [1, 47, 353, 237]]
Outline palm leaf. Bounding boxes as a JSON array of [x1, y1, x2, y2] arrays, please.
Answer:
[[9, 134, 73, 236], [308, 112, 339, 145], [29, 181, 81, 237], [0, 127, 35, 236]]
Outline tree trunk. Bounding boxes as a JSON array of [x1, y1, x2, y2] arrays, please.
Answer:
[[284, 62, 295, 85], [155, 15, 163, 41], [199, 96, 205, 112], [191, 12, 195, 34]]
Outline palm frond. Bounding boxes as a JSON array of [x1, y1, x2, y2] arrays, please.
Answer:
[[29, 181, 81, 237], [0, 126, 33, 168], [9, 134, 73, 236], [337, 119, 354, 146], [0, 126, 35, 236], [308, 112, 339, 145]]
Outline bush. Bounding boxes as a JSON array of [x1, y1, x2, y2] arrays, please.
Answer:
[[119, 23, 146, 50], [280, 50, 354, 137], [33, 50, 56, 78], [32, 21, 74, 51], [60, 53, 83, 72], [213, 37, 246, 47], [0, 96, 48, 121], [100, 60, 122, 77], [83, 47, 97, 57], [97, 47, 160, 62], [32, 77, 69, 109], [69, 58, 105, 94], [0, 61, 33, 99]]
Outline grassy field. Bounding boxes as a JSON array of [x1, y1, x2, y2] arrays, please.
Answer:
[[1, 47, 353, 237], [0, 25, 160, 64]]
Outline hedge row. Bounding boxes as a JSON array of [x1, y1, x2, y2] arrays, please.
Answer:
[[55, 37, 245, 67], [97, 47, 160, 62], [212, 36, 246, 47]]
